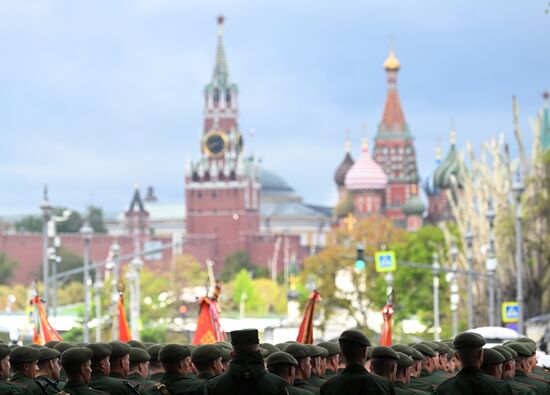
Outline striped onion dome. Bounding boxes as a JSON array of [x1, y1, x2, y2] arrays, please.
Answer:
[[403, 186, 425, 216], [434, 131, 463, 190], [423, 147, 442, 197], [334, 141, 355, 186], [344, 139, 388, 191]]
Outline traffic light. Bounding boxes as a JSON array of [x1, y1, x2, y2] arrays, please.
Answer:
[[355, 244, 366, 271]]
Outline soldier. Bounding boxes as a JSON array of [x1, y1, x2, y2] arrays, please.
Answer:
[[206, 329, 288, 395], [145, 345, 164, 382], [392, 352, 423, 395], [491, 347, 536, 395], [317, 343, 340, 379], [86, 342, 133, 394], [320, 329, 395, 395], [43, 343, 60, 351], [56, 347, 107, 395], [0, 343, 18, 395], [108, 342, 131, 381], [147, 343, 204, 395], [416, 343, 450, 387], [408, 344, 436, 393], [370, 346, 399, 383], [506, 343, 550, 395], [127, 348, 157, 392], [8, 346, 40, 394], [267, 351, 313, 395], [284, 344, 318, 394], [481, 348, 506, 379], [33, 348, 62, 394], [262, 344, 281, 359], [191, 345, 224, 379], [306, 345, 326, 387], [435, 332, 512, 394], [214, 342, 232, 372], [127, 341, 147, 351]]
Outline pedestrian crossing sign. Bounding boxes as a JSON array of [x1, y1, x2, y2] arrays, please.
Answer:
[[502, 302, 520, 323], [375, 251, 396, 272]]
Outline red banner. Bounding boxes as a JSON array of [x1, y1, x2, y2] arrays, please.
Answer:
[[117, 293, 132, 342], [31, 296, 63, 345], [193, 296, 224, 345], [296, 290, 320, 344], [379, 304, 393, 346]]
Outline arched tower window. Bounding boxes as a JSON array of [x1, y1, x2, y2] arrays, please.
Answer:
[[225, 89, 231, 107], [213, 88, 220, 106]]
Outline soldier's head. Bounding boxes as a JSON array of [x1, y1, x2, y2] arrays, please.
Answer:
[[338, 330, 371, 367], [284, 344, 311, 380], [494, 346, 517, 379], [481, 348, 505, 379], [391, 344, 420, 379], [9, 346, 40, 378], [0, 345, 10, 379], [370, 346, 399, 381], [86, 342, 112, 376], [267, 352, 299, 385], [230, 329, 261, 356], [318, 342, 340, 373], [36, 347, 61, 381], [306, 345, 326, 377], [436, 342, 451, 371], [61, 347, 93, 384], [412, 343, 436, 373], [129, 347, 151, 379], [394, 352, 414, 385], [192, 345, 224, 377], [159, 344, 192, 376], [146, 344, 164, 374], [108, 341, 131, 378], [516, 339, 538, 370], [505, 342, 532, 373], [453, 332, 486, 369]]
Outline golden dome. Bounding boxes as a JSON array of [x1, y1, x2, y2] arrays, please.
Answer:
[[384, 49, 400, 71]]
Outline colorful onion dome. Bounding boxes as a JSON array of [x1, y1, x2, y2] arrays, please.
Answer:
[[434, 131, 463, 190], [423, 147, 442, 197], [403, 186, 425, 216], [384, 48, 400, 72], [344, 139, 388, 191], [334, 141, 355, 186]]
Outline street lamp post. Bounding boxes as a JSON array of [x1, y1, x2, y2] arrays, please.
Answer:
[[464, 224, 475, 329], [80, 221, 93, 343], [110, 242, 121, 339], [449, 240, 460, 337], [94, 270, 103, 342], [432, 252, 440, 341], [50, 236, 61, 320], [512, 171, 525, 333], [40, 186, 52, 310], [486, 199, 497, 327]]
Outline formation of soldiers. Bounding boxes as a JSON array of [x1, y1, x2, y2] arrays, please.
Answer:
[[0, 329, 549, 394]]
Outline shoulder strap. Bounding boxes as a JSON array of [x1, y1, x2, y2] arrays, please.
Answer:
[[55, 391, 69, 395], [155, 383, 172, 395]]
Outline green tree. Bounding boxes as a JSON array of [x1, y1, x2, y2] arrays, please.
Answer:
[[220, 251, 267, 282], [87, 206, 107, 234], [54, 208, 83, 233], [14, 215, 42, 232], [0, 253, 18, 284], [232, 269, 256, 310]]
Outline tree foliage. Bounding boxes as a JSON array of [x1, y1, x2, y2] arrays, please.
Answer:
[[220, 251, 268, 282], [0, 253, 18, 285], [14, 206, 107, 234], [87, 206, 107, 234]]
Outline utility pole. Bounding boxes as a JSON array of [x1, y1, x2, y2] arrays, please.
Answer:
[[110, 241, 121, 339], [486, 199, 498, 327], [449, 240, 459, 337], [464, 224, 475, 329], [512, 171, 525, 333], [432, 252, 440, 341], [40, 186, 52, 313], [80, 221, 93, 343]]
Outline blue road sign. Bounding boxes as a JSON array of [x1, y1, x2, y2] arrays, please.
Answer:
[[502, 302, 520, 323], [375, 251, 396, 272]]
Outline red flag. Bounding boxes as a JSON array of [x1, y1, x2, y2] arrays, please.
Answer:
[[297, 290, 320, 344], [193, 296, 224, 345], [379, 303, 394, 346], [31, 296, 63, 345], [117, 293, 132, 342]]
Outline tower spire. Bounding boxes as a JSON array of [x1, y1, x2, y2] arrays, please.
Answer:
[[379, 45, 406, 134], [212, 15, 229, 87]]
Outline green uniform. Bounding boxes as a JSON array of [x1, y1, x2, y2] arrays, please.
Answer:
[[0, 379, 18, 395], [418, 369, 449, 387], [320, 364, 396, 395], [514, 371, 550, 395], [145, 371, 204, 395], [294, 378, 319, 394], [127, 373, 157, 393], [286, 383, 314, 395], [435, 367, 513, 394], [394, 381, 431, 394], [308, 374, 325, 387], [31, 375, 64, 394], [206, 351, 288, 395], [148, 373, 164, 383], [324, 370, 337, 379], [8, 373, 36, 394], [56, 379, 107, 395], [506, 378, 537, 395], [408, 372, 436, 393], [89, 371, 134, 395]]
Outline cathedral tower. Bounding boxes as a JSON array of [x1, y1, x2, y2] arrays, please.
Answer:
[[373, 48, 419, 226]]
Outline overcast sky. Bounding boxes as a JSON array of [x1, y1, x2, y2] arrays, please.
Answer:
[[0, 1, 549, 216]]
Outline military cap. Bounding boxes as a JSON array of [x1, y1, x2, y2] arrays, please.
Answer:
[[220, 347, 232, 361], [396, 352, 414, 368], [29, 344, 44, 349], [492, 346, 512, 361], [54, 342, 76, 354], [143, 342, 154, 348], [391, 344, 414, 357], [447, 348, 456, 359], [61, 347, 93, 366], [76, 343, 88, 347], [38, 347, 60, 362], [370, 346, 399, 360], [86, 343, 112, 361], [481, 348, 505, 366], [230, 329, 259, 346], [275, 343, 287, 351], [127, 340, 146, 350], [338, 329, 371, 346], [0, 344, 10, 359], [500, 345, 518, 359], [10, 346, 40, 362], [516, 337, 537, 346], [520, 342, 536, 355], [318, 342, 340, 356], [283, 343, 310, 360], [436, 342, 451, 354], [129, 347, 151, 363], [109, 341, 131, 358], [267, 351, 299, 367], [453, 332, 486, 349], [420, 341, 440, 352], [187, 344, 197, 353], [216, 341, 233, 351], [505, 342, 531, 357], [146, 344, 162, 361], [159, 344, 190, 363], [44, 340, 61, 349], [8, 344, 19, 351], [366, 347, 374, 360], [412, 343, 436, 357], [412, 348, 425, 361], [191, 345, 222, 364], [261, 343, 280, 356], [307, 344, 327, 358]]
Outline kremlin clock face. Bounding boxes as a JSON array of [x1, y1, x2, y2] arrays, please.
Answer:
[[203, 130, 228, 158]]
